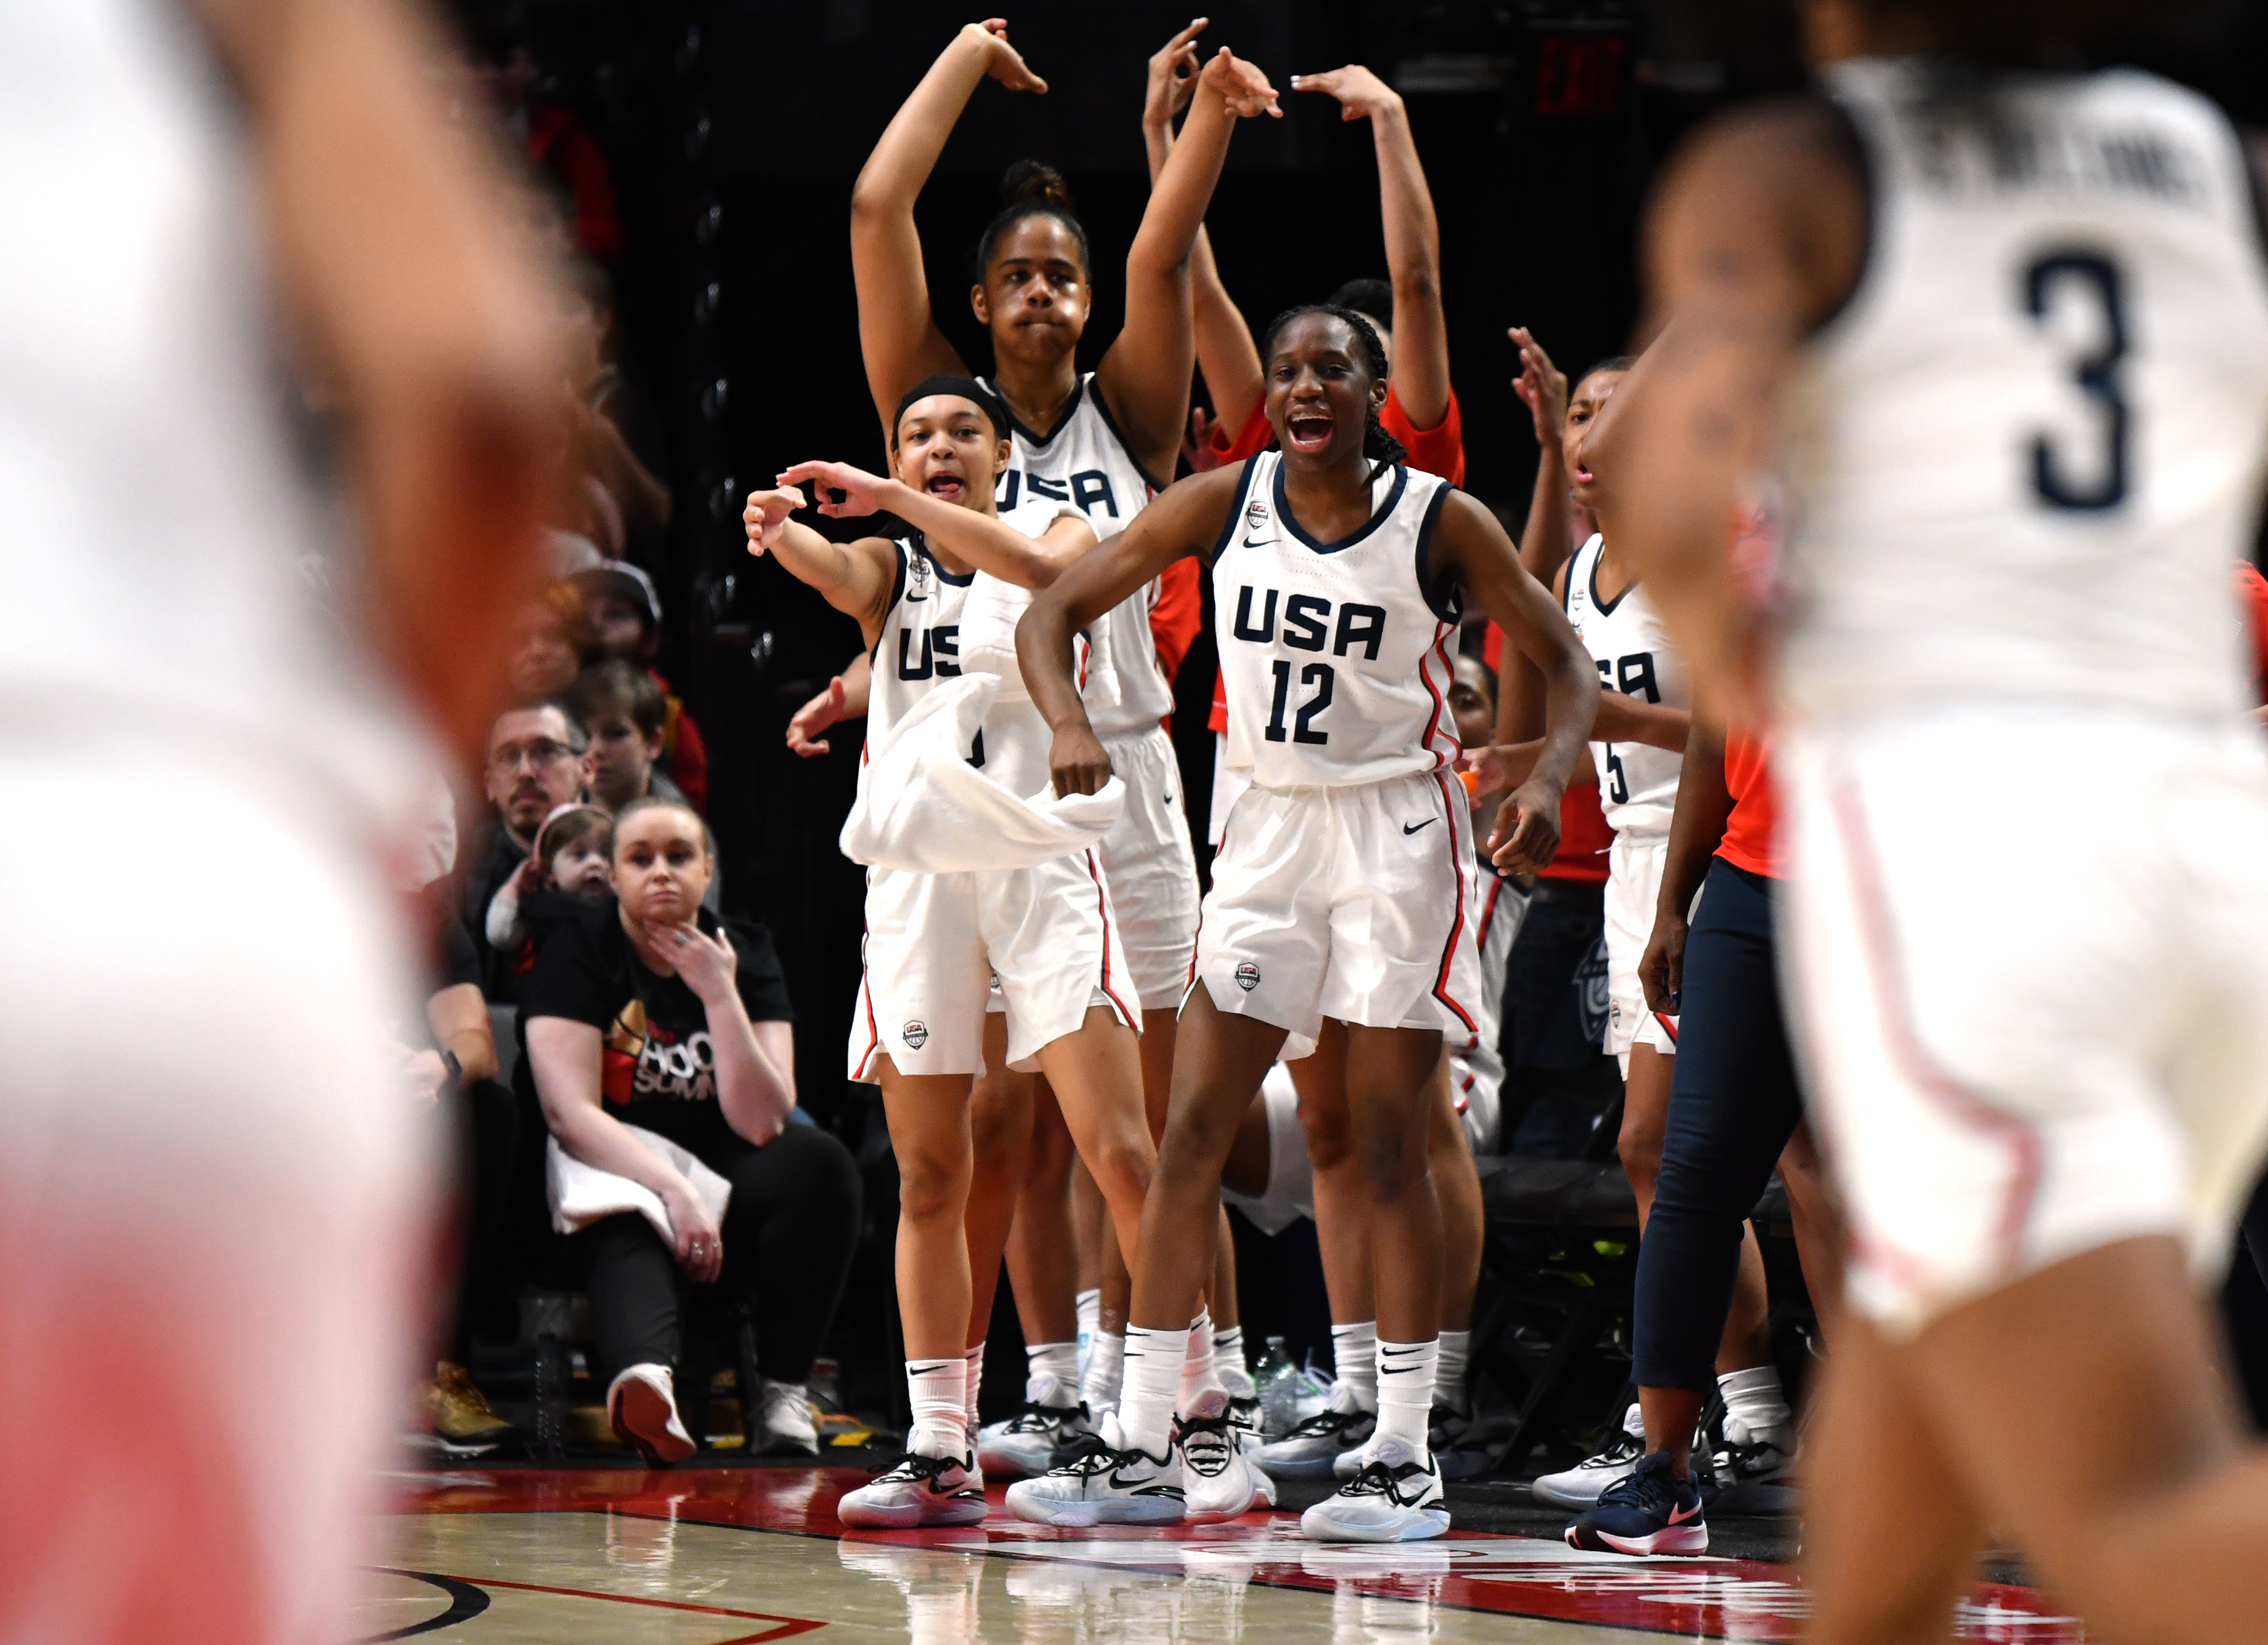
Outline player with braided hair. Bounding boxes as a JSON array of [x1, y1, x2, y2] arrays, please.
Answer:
[[1007, 307, 1598, 1539]]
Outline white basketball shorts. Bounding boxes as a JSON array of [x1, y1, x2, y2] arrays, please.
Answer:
[[1097, 724, 1201, 1011], [1604, 831, 1679, 1069], [1195, 769, 1478, 1061], [850, 850, 1138, 1081], [1779, 709, 2268, 1338], [0, 747, 434, 1645]]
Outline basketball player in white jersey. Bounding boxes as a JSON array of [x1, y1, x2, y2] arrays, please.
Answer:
[[745, 378, 1189, 1527], [0, 2, 564, 1640], [1009, 305, 1598, 1540], [1601, 0, 2268, 1632], [850, 21, 1276, 1440]]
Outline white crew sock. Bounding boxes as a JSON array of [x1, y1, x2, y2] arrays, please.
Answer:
[[1331, 1321, 1379, 1413], [1374, 1337, 1439, 1453], [1435, 1328, 1471, 1417], [1026, 1340, 1081, 1402], [1718, 1365, 1793, 1444], [963, 1343, 986, 1442], [1211, 1324, 1255, 1400], [1622, 1400, 1646, 1440], [1117, 1325, 1189, 1461], [906, 1357, 968, 1459], [1082, 1330, 1125, 1413], [1075, 1288, 1101, 1376], [1179, 1308, 1226, 1408]]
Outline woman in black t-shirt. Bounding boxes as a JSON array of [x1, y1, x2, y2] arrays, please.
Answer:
[[522, 796, 859, 1463]]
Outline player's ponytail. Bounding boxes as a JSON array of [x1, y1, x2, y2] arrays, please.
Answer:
[[973, 161, 1091, 279], [1261, 303, 1408, 479]]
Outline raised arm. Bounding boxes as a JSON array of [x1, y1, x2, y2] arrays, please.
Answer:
[[1143, 22, 1265, 449], [1019, 467, 1244, 794], [1429, 493, 1598, 874], [774, 459, 1097, 589], [849, 22, 1047, 437], [1096, 48, 1280, 481], [190, 0, 564, 765], [1592, 100, 1863, 726], [1294, 65, 1449, 428], [1494, 326, 1574, 747], [742, 488, 899, 643]]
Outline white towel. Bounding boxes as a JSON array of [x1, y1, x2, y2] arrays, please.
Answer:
[[840, 671, 1124, 872], [547, 1125, 733, 1240], [957, 562, 1120, 712]]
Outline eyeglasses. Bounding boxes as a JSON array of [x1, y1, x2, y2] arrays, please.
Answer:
[[490, 738, 578, 773]]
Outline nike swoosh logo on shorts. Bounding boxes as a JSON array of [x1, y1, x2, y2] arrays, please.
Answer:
[[1403, 819, 1437, 835]]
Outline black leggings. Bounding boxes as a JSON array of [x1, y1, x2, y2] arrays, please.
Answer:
[[1631, 860, 1804, 1393], [578, 1122, 862, 1385]]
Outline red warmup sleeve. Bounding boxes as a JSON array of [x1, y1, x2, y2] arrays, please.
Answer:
[[1381, 386, 1465, 487], [2238, 561, 2268, 703], [1148, 559, 1203, 690], [1203, 402, 1273, 467], [528, 104, 623, 261]]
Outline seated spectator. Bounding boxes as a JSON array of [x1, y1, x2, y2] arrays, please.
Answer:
[[521, 798, 855, 1462], [506, 583, 594, 704], [487, 802, 614, 957], [463, 701, 595, 999], [566, 659, 685, 812], [396, 900, 519, 1458], [567, 560, 709, 813]]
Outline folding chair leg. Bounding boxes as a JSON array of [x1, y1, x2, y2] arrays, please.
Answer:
[[1495, 1290, 1620, 1478]]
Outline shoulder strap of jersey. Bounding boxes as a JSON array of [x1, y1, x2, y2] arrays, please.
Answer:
[[868, 540, 912, 661], [1203, 457, 1260, 566], [1082, 370, 1170, 495]]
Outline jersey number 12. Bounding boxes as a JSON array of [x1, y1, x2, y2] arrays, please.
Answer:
[[1265, 660, 1333, 744], [2023, 251, 2129, 512]]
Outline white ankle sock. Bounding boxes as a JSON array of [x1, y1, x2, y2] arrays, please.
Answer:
[[1082, 1329, 1125, 1412], [1118, 1325, 1188, 1461], [1075, 1288, 1101, 1374], [1331, 1321, 1379, 1412], [1025, 1340, 1081, 1401], [1211, 1324, 1254, 1399], [1435, 1328, 1471, 1416], [1374, 1337, 1439, 1452], [1718, 1365, 1792, 1442], [962, 1343, 986, 1440], [1622, 1399, 1646, 1440], [1178, 1308, 1226, 1408], [906, 1357, 967, 1459]]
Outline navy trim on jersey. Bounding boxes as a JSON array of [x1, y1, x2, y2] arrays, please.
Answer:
[[1810, 86, 1878, 339], [976, 372, 1084, 449], [1273, 459, 1410, 555], [871, 543, 911, 663], [1587, 535, 1631, 617], [909, 534, 975, 587], [1412, 479, 1462, 623], [1206, 459, 1255, 567], [1082, 374, 1171, 495]]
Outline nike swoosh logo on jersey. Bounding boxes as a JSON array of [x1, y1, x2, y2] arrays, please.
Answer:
[[1403, 819, 1438, 835], [1240, 534, 1276, 549]]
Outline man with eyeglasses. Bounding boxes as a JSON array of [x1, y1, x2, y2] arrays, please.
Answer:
[[463, 700, 597, 1000]]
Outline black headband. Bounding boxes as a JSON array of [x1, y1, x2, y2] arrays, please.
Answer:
[[893, 375, 1012, 447]]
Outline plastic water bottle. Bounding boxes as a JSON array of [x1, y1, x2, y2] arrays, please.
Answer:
[[532, 1333, 567, 1461], [1255, 1335, 1300, 1438]]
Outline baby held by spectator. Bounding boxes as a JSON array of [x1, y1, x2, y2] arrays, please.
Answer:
[[488, 804, 614, 968]]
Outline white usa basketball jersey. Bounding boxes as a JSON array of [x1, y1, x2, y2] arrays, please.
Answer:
[[1213, 451, 1464, 789], [1564, 534, 1687, 840], [865, 540, 972, 751], [978, 371, 1173, 736], [1781, 61, 2268, 726]]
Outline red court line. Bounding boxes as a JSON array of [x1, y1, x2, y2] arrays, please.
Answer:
[[436, 1573, 823, 1641]]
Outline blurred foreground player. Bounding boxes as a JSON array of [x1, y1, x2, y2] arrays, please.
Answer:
[[1608, 0, 2268, 1636], [0, 2, 558, 1642]]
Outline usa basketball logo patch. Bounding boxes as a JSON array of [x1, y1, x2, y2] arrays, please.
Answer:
[[902, 1020, 929, 1049], [1244, 496, 1269, 531], [1234, 962, 1260, 992]]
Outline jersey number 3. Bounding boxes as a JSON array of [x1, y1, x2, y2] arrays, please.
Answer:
[[2024, 251, 2129, 512]]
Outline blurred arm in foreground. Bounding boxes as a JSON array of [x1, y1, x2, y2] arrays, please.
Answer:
[[193, 0, 566, 764]]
